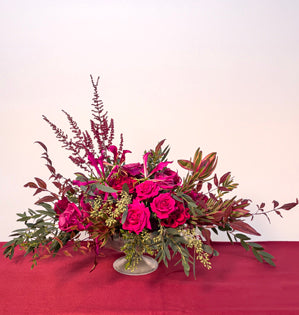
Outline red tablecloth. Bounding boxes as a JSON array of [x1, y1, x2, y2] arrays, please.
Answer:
[[1, 242, 299, 314]]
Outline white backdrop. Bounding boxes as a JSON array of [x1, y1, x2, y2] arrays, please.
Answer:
[[1, 0, 298, 242]]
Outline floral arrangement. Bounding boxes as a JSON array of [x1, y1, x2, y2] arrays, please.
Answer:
[[3, 76, 298, 277]]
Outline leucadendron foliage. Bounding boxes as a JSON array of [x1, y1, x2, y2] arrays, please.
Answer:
[[3, 76, 298, 277]]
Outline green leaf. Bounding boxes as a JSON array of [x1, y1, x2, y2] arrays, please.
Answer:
[[259, 251, 274, 259], [17, 217, 30, 222], [9, 246, 15, 259], [187, 201, 198, 209], [263, 256, 276, 267], [10, 228, 27, 233], [240, 240, 250, 251], [163, 256, 168, 267], [2, 240, 16, 248], [226, 232, 233, 244], [182, 260, 190, 277], [171, 194, 183, 203], [24, 247, 35, 257], [164, 245, 171, 260], [173, 235, 188, 244], [168, 242, 178, 255], [39, 202, 55, 212], [213, 249, 219, 256], [166, 228, 179, 235], [235, 233, 251, 241], [252, 248, 263, 263], [28, 209, 36, 216], [202, 244, 213, 255], [218, 225, 232, 232], [121, 206, 129, 224], [3, 246, 12, 256], [211, 227, 218, 235], [94, 183, 117, 193], [122, 183, 129, 194], [247, 242, 264, 250]]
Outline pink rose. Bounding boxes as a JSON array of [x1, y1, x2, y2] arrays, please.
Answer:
[[154, 168, 182, 189], [150, 193, 176, 219], [54, 196, 70, 215], [108, 175, 136, 193], [58, 203, 86, 232], [122, 200, 151, 234], [136, 181, 160, 200], [161, 202, 190, 228]]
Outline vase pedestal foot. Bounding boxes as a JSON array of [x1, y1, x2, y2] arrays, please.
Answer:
[[113, 255, 158, 276]]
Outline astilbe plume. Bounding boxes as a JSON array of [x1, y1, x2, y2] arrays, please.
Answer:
[[89, 75, 122, 155], [42, 75, 123, 172]]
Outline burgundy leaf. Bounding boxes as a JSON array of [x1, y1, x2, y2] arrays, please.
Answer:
[[155, 139, 166, 154], [34, 141, 48, 152], [207, 182, 212, 191], [35, 177, 47, 189], [272, 200, 279, 208], [224, 206, 233, 218], [213, 174, 218, 187], [279, 201, 299, 211], [46, 164, 56, 174], [41, 156, 53, 165], [53, 182, 62, 189], [177, 159, 193, 171], [230, 220, 261, 236], [209, 192, 217, 201], [35, 195, 57, 204], [24, 182, 38, 189], [201, 228, 211, 245], [33, 188, 44, 196], [219, 172, 230, 184], [218, 187, 230, 192], [195, 181, 203, 192], [50, 192, 59, 199], [260, 202, 265, 209], [62, 185, 73, 195], [275, 210, 283, 218]]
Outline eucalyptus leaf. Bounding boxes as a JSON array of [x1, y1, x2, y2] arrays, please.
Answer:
[[259, 251, 274, 259], [247, 242, 264, 250], [172, 194, 183, 203], [263, 256, 276, 266], [213, 249, 219, 256], [95, 183, 117, 193], [2, 240, 16, 248], [202, 244, 213, 255], [166, 228, 179, 235], [252, 247, 263, 263], [226, 232, 233, 243], [121, 206, 129, 224], [122, 183, 129, 194], [240, 240, 250, 251], [235, 233, 251, 241], [39, 203, 56, 213], [164, 244, 171, 260]]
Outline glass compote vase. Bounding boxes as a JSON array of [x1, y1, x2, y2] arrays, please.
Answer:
[[106, 236, 158, 276]]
